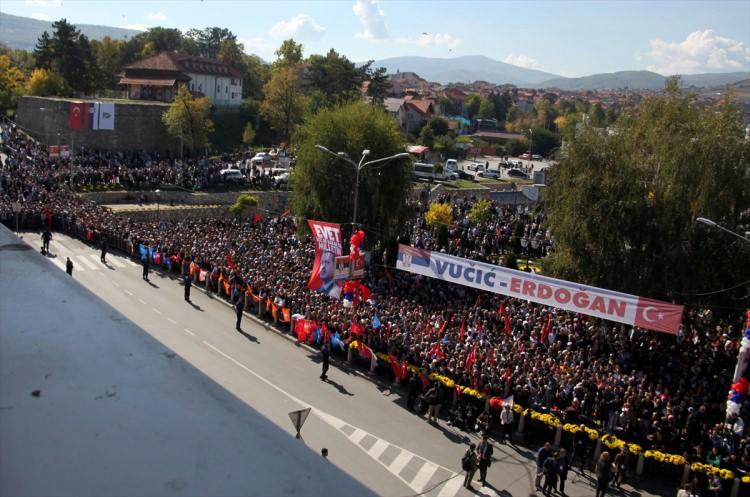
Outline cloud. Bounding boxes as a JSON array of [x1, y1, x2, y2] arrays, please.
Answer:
[[240, 37, 275, 59], [397, 32, 462, 49], [353, 0, 388, 40], [269, 14, 325, 41], [122, 24, 149, 32], [644, 29, 750, 75], [29, 12, 52, 21], [145, 12, 167, 22], [25, 0, 62, 7], [503, 54, 544, 70]]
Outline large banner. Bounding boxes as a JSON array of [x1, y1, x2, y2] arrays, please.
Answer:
[[396, 244, 683, 334], [307, 220, 343, 299]]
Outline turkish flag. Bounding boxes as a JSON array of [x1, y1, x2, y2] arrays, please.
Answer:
[[633, 297, 684, 335], [68, 102, 87, 130]]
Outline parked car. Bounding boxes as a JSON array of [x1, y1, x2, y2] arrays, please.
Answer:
[[445, 159, 459, 173], [466, 162, 485, 172], [250, 152, 273, 166], [532, 154, 543, 161], [507, 168, 529, 179], [519, 153, 531, 160], [220, 169, 245, 183], [273, 172, 290, 186], [456, 169, 473, 180], [477, 169, 500, 179]]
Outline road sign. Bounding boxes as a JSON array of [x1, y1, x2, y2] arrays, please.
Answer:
[[288, 407, 311, 439]]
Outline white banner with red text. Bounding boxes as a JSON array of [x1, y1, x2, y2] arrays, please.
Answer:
[[395, 244, 683, 334]]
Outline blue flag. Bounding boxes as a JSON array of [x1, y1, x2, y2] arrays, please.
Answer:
[[138, 244, 148, 261], [372, 315, 382, 329], [331, 332, 345, 351]]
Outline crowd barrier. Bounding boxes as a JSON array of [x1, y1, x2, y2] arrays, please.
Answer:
[[4, 215, 748, 494]]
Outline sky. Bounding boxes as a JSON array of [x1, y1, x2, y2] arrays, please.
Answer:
[[2, 0, 749, 77]]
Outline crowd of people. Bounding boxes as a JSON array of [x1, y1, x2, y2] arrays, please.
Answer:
[[1, 122, 748, 495]]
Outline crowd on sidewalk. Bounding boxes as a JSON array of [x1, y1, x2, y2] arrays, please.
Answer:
[[1, 123, 749, 494]]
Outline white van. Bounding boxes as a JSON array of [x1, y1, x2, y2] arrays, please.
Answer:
[[445, 159, 459, 172], [412, 163, 457, 181]]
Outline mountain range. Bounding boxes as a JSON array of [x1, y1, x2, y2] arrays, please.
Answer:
[[0, 12, 139, 51], [1, 13, 747, 90]]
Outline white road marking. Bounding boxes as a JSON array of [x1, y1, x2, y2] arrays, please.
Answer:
[[110, 258, 125, 268], [436, 475, 465, 497], [88, 254, 103, 266], [137, 298, 146, 304], [388, 452, 413, 474], [49, 258, 66, 271], [124, 258, 138, 267], [349, 428, 368, 445], [183, 328, 195, 336], [124, 290, 134, 296], [367, 439, 389, 460], [167, 318, 177, 325], [76, 255, 98, 270], [152, 308, 162, 315], [112, 281, 120, 287], [198, 342, 462, 496], [411, 461, 439, 492]]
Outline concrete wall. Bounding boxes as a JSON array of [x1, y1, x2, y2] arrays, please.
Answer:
[[80, 189, 289, 213], [16, 96, 180, 153]]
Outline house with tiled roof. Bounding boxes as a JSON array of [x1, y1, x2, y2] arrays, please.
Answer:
[[402, 99, 435, 134], [119, 52, 243, 108]]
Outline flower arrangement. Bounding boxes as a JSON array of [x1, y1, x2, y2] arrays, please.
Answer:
[[742, 475, 750, 484]]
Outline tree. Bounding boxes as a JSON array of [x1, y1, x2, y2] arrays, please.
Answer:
[[242, 122, 256, 146], [274, 39, 303, 67], [33, 19, 98, 94], [419, 125, 435, 148], [489, 91, 512, 123], [240, 54, 268, 100], [162, 85, 214, 152], [229, 193, 259, 217], [292, 101, 410, 242], [261, 66, 306, 143], [26, 68, 69, 97], [469, 199, 492, 225], [530, 127, 561, 157], [465, 94, 481, 119], [218, 38, 244, 67], [477, 99, 495, 119], [425, 203, 452, 226], [186, 27, 237, 59], [545, 78, 750, 306], [590, 102, 606, 127], [366, 66, 391, 105], [90, 36, 125, 89], [424, 117, 449, 136], [0, 55, 24, 116], [306, 49, 361, 106]]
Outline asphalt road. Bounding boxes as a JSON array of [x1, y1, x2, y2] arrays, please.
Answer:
[[22, 231, 668, 497]]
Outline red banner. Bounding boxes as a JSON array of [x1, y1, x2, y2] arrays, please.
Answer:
[[307, 220, 343, 298], [68, 102, 88, 130]]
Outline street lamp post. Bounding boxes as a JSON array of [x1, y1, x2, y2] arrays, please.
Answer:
[[527, 128, 533, 173], [315, 145, 409, 230], [696, 217, 750, 245], [155, 189, 161, 222]]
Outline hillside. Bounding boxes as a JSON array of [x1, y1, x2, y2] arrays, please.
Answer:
[[0, 12, 140, 51], [371, 55, 560, 86], [536, 70, 749, 90]]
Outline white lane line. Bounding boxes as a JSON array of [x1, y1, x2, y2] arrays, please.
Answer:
[[112, 281, 120, 287], [110, 258, 125, 268], [410, 461, 439, 493], [183, 328, 195, 336], [349, 428, 368, 445], [167, 318, 177, 325], [76, 255, 98, 270], [88, 254, 103, 266], [152, 308, 162, 315], [124, 290, 134, 296], [368, 439, 389, 460], [436, 475, 464, 497], [388, 452, 413, 474], [50, 258, 66, 271], [138, 298, 146, 304]]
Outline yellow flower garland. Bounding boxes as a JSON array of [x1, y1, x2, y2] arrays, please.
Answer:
[[351, 345, 733, 479]]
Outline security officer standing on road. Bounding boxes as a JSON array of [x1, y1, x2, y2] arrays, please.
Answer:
[[65, 257, 74, 276], [142, 253, 150, 281], [235, 294, 244, 331], [100, 236, 108, 264], [320, 343, 330, 380], [183, 273, 192, 302]]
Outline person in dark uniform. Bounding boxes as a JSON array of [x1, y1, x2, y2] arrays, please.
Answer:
[[100, 237, 108, 263], [65, 257, 74, 276], [407, 372, 421, 411], [41, 229, 52, 254], [142, 254, 150, 281], [320, 343, 330, 380], [184, 274, 192, 302], [235, 296, 244, 330], [477, 432, 494, 485]]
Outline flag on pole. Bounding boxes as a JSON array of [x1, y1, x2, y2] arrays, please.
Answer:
[[459, 320, 466, 342]]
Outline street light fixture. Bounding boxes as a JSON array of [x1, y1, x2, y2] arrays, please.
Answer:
[[696, 217, 750, 244], [315, 144, 409, 229], [155, 189, 161, 222]]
